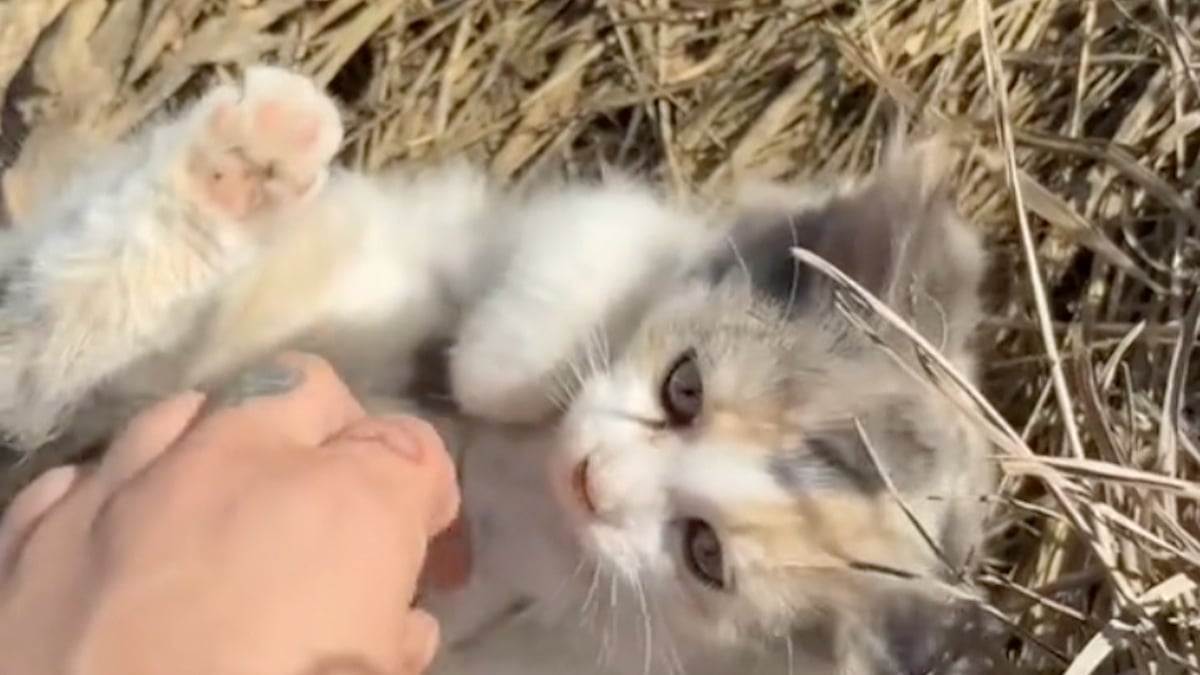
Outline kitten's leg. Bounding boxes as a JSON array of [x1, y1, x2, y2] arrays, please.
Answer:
[[0, 65, 342, 451], [449, 176, 717, 423]]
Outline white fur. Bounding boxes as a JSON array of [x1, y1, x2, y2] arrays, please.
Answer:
[[424, 416, 829, 675], [425, 366, 825, 675], [185, 163, 499, 394], [1, 64, 762, 673], [0, 98, 264, 447], [0, 65, 988, 675], [450, 175, 718, 424]]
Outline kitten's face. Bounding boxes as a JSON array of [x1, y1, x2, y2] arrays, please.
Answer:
[[549, 281, 931, 648], [547, 144, 990, 666]]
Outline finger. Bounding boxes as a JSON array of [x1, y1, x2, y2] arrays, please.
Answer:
[[0, 465, 80, 579], [397, 609, 440, 675], [301, 657, 394, 674], [321, 416, 460, 535], [94, 391, 207, 489], [179, 351, 366, 457]]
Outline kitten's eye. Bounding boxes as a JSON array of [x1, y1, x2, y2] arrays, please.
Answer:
[[681, 518, 727, 590], [660, 349, 703, 426]]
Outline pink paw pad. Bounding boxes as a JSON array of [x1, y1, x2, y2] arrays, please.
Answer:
[[252, 101, 321, 149], [187, 66, 343, 221]]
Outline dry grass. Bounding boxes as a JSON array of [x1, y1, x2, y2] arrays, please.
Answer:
[[1, 1, 1197, 672]]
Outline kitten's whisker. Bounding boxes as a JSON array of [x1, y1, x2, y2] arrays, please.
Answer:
[[632, 576, 654, 675], [582, 404, 664, 427], [666, 645, 686, 675], [590, 325, 613, 373], [658, 607, 686, 675], [606, 574, 619, 671], [583, 328, 602, 378], [549, 362, 581, 402], [562, 363, 587, 410], [596, 622, 612, 672], [578, 566, 612, 672], [546, 372, 575, 412], [564, 355, 588, 393], [581, 564, 602, 618], [598, 327, 612, 370], [785, 632, 796, 675], [724, 232, 754, 285], [643, 579, 687, 675], [774, 553, 964, 607], [784, 215, 803, 318], [579, 336, 594, 381], [549, 558, 588, 611]]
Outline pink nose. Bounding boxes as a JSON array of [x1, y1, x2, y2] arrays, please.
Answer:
[[570, 457, 599, 516]]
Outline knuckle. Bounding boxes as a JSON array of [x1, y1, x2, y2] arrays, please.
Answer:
[[318, 415, 462, 529], [89, 484, 151, 553], [400, 416, 455, 480]]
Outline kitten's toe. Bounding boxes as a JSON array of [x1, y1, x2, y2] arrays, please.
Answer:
[[185, 65, 343, 220]]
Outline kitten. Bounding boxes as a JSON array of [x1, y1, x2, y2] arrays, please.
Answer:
[[0, 65, 347, 452], [0, 65, 994, 674], [421, 140, 995, 675], [0, 64, 716, 461]]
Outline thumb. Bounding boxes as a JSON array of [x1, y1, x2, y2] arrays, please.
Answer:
[[321, 416, 460, 536]]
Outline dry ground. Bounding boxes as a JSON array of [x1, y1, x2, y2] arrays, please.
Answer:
[[1, 1, 1197, 673]]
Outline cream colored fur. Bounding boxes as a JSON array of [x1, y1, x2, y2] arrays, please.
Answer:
[[0, 65, 995, 675]]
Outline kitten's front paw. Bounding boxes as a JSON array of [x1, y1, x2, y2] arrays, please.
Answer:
[[183, 65, 343, 220], [449, 324, 563, 425]]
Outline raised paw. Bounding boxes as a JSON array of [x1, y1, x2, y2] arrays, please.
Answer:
[[182, 65, 343, 220]]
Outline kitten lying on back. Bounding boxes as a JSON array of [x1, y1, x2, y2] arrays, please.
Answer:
[[0, 65, 994, 673], [0, 65, 708, 455], [422, 142, 995, 674]]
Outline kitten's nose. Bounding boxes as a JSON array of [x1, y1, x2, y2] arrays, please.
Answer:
[[571, 458, 598, 516], [571, 456, 619, 522], [568, 456, 592, 509]]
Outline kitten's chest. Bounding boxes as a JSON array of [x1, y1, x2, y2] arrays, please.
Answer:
[[448, 420, 579, 597], [420, 423, 713, 675]]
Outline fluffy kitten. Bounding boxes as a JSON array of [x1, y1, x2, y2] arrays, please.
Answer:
[[421, 143, 995, 674], [0, 65, 994, 674], [0, 65, 707, 455]]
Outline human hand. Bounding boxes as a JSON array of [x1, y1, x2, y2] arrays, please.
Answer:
[[0, 352, 460, 675]]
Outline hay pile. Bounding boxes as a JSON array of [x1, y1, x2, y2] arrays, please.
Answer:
[[1, 1, 1197, 672]]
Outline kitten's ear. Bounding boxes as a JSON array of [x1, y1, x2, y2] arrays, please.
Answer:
[[710, 137, 985, 352]]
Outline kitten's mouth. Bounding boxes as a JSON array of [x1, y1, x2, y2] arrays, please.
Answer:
[[570, 458, 599, 517]]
